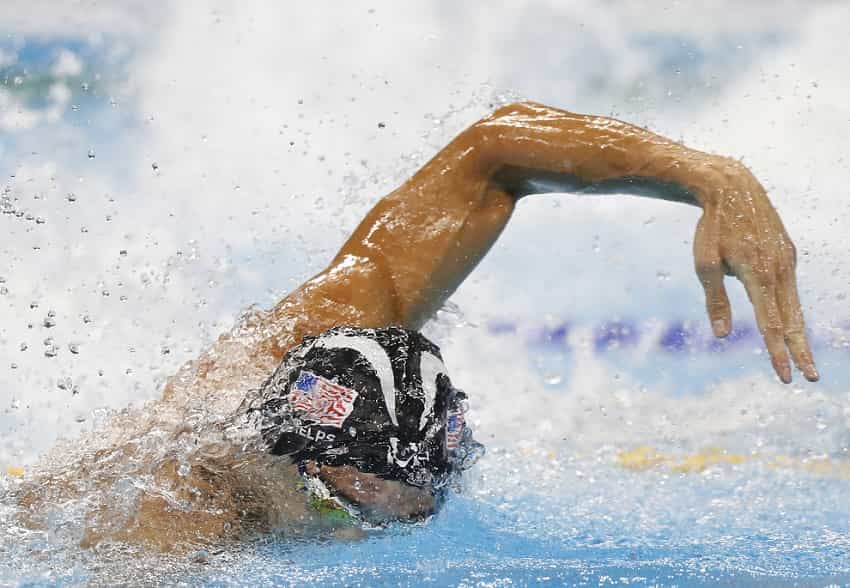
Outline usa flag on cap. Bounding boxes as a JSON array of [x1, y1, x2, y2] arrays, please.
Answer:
[[446, 408, 465, 451], [289, 371, 359, 427]]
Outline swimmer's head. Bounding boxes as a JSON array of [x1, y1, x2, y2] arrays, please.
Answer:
[[252, 326, 482, 518]]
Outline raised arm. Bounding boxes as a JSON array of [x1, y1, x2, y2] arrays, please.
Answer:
[[269, 102, 817, 383]]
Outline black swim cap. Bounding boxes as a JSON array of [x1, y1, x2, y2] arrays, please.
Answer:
[[253, 326, 479, 488]]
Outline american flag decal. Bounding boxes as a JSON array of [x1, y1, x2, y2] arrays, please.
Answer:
[[446, 409, 465, 451], [289, 371, 359, 427]]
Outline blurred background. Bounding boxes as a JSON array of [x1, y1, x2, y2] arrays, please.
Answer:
[[1, 0, 848, 470]]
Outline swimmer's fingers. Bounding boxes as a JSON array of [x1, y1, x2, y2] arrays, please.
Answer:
[[777, 260, 819, 382], [737, 266, 792, 383], [694, 211, 732, 337]]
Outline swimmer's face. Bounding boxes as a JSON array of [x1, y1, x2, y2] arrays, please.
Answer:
[[305, 461, 436, 521]]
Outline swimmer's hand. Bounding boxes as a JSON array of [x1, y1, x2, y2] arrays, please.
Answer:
[[692, 158, 818, 383]]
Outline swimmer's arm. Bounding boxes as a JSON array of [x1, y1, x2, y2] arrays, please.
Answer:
[[273, 102, 815, 382], [467, 102, 816, 382]]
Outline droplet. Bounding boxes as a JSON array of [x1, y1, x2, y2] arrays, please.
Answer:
[[160, 346, 171, 356], [75, 414, 86, 423], [68, 342, 80, 354], [29, 301, 38, 309], [119, 249, 128, 257], [44, 345, 58, 358], [43, 317, 56, 328], [19, 343, 27, 352], [0, 286, 7, 296], [10, 399, 20, 410], [82, 314, 91, 324], [189, 549, 209, 563], [66, 193, 77, 202], [87, 149, 95, 159], [377, 122, 386, 129], [80, 82, 89, 92], [151, 162, 159, 172]]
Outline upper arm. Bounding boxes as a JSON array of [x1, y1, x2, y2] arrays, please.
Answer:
[[270, 252, 403, 343]]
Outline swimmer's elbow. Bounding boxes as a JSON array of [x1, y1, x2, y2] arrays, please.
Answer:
[[484, 101, 571, 121]]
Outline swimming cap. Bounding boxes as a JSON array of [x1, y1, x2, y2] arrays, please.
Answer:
[[253, 326, 481, 488]]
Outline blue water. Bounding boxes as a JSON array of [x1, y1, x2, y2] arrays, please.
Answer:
[[7, 445, 850, 586], [3, 10, 850, 584]]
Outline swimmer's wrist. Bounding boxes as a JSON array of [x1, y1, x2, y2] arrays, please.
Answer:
[[683, 155, 750, 209]]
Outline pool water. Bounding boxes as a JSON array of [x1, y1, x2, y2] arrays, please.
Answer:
[[2, 322, 849, 587]]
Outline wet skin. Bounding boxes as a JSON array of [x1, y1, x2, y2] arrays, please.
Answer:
[[216, 101, 815, 388], [171, 101, 819, 519], [304, 461, 437, 521], [20, 102, 817, 551], [207, 101, 814, 515]]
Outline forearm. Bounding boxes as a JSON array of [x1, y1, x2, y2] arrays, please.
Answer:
[[476, 102, 740, 208], [276, 103, 751, 334]]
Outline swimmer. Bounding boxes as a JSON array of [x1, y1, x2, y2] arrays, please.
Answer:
[[14, 101, 819, 550]]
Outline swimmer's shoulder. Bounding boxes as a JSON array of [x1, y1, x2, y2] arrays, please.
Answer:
[[161, 255, 401, 404]]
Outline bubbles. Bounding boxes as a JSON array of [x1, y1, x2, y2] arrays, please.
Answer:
[[57, 377, 79, 395], [188, 549, 210, 564]]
